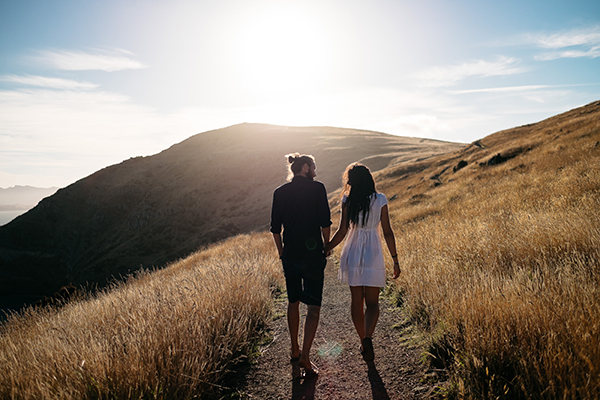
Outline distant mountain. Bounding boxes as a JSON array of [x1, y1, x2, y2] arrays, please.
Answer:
[[0, 186, 59, 207], [0, 186, 59, 226], [0, 124, 463, 297]]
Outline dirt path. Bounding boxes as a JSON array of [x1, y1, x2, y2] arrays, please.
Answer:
[[238, 259, 440, 399]]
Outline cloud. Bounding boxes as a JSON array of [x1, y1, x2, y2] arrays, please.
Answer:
[[523, 26, 600, 60], [33, 48, 148, 71], [535, 47, 600, 61], [450, 85, 550, 94], [451, 83, 600, 95], [0, 75, 99, 90], [530, 26, 600, 49], [369, 114, 452, 138], [0, 89, 177, 152], [0, 88, 234, 187], [417, 57, 526, 87]]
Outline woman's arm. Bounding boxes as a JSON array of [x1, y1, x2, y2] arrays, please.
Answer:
[[325, 204, 349, 253], [380, 204, 400, 279]]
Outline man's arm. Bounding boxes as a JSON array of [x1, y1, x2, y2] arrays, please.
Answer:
[[316, 183, 332, 256], [317, 184, 332, 229], [270, 190, 283, 259], [272, 233, 283, 259]]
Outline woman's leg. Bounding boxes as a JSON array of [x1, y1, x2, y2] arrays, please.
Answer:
[[349, 286, 366, 339], [363, 286, 380, 338]]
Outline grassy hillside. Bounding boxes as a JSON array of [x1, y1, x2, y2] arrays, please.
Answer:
[[359, 100, 599, 398], [0, 233, 282, 399], [1, 101, 598, 399], [0, 123, 461, 299]]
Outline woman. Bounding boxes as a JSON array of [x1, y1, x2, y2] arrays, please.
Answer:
[[325, 163, 400, 362]]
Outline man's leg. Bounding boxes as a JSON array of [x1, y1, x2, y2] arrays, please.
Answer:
[[298, 257, 325, 372], [288, 301, 301, 358], [282, 259, 303, 359], [299, 304, 321, 369]]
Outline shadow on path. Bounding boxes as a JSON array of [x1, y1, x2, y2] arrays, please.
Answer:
[[291, 375, 318, 400], [368, 362, 391, 400]]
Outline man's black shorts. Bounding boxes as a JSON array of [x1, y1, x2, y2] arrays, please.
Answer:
[[281, 257, 327, 306]]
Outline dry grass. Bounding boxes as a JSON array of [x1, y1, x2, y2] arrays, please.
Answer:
[[1, 103, 598, 399], [383, 109, 600, 398], [0, 233, 283, 400]]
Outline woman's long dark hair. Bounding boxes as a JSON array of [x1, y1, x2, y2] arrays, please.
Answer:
[[342, 163, 376, 227]]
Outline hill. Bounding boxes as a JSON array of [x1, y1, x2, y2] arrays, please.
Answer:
[[0, 123, 462, 298], [376, 100, 599, 198], [1, 102, 598, 399], [357, 99, 599, 397]]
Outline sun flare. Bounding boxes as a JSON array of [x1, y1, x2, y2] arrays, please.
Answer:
[[235, 6, 330, 98]]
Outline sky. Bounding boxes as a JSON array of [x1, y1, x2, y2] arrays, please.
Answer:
[[1, 0, 599, 189]]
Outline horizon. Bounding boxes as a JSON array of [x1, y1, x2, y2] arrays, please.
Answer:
[[1, 0, 599, 188]]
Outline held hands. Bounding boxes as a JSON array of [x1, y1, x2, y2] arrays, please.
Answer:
[[324, 242, 332, 257]]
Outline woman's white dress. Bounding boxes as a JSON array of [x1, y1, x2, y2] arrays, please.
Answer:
[[338, 192, 388, 287]]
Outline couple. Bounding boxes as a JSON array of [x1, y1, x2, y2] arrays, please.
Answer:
[[270, 153, 400, 378]]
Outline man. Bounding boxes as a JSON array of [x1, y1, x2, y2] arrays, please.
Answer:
[[270, 153, 331, 377]]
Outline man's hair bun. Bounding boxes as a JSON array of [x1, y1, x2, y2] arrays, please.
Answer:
[[287, 153, 300, 164]]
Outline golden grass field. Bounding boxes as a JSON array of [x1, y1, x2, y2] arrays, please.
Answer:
[[372, 102, 600, 398], [0, 234, 283, 399], [1, 101, 599, 399]]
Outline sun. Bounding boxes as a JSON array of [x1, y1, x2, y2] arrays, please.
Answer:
[[234, 6, 330, 99]]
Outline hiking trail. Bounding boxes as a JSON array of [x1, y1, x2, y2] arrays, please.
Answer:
[[238, 258, 442, 399]]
